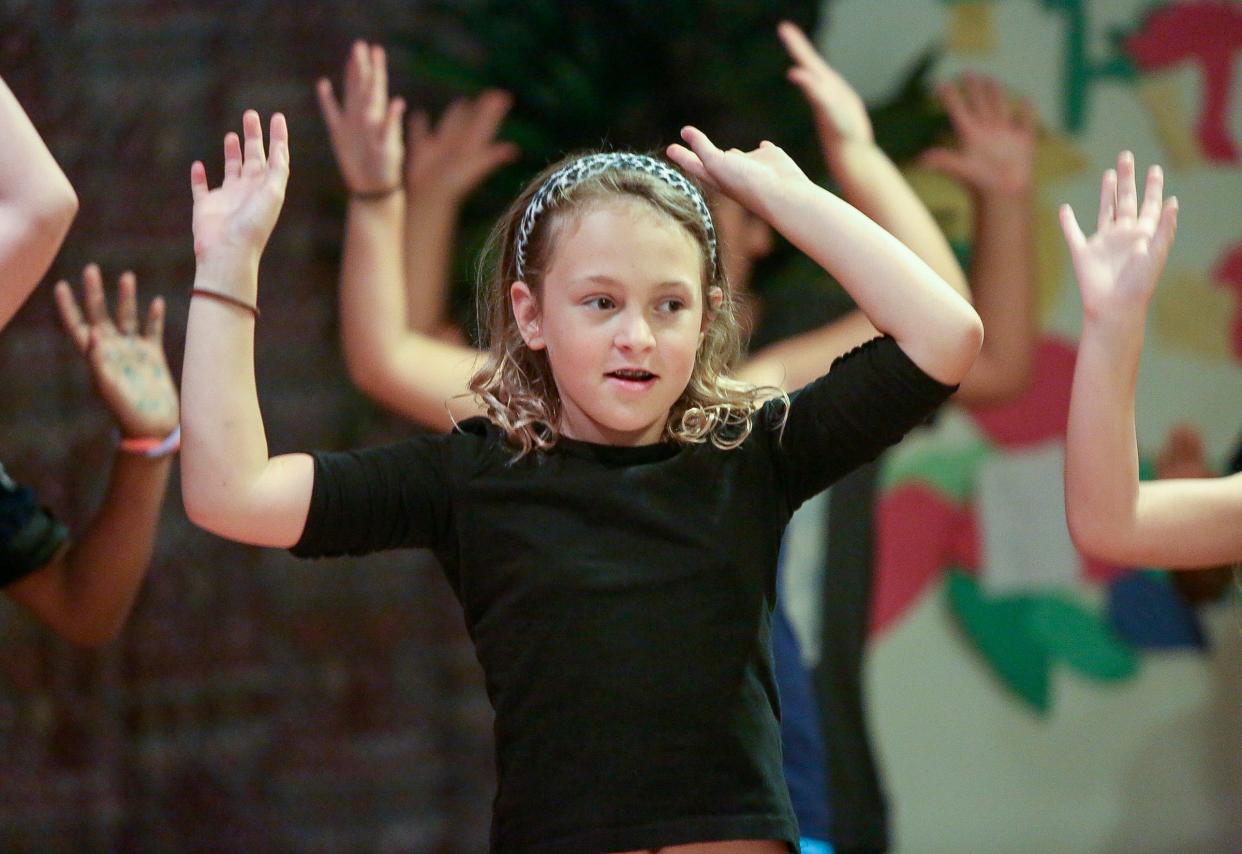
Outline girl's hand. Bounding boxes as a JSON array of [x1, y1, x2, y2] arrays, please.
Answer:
[[666, 126, 811, 220], [54, 265, 179, 439], [317, 42, 406, 195], [1059, 151, 1178, 321], [406, 90, 519, 203], [777, 20, 874, 148], [190, 111, 290, 271], [921, 74, 1037, 197]]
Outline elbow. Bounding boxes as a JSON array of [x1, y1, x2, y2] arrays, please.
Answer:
[[1066, 506, 1130, 566], [946, 309, 985, 384], [31, 178, 78, 237], [181, 477, 236, 541]]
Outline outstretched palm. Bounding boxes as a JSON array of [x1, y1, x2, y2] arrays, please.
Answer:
[[923, 74, 1037, 196], [55, 265, 178, 439], [1060, 152, 1178, 320], [406, 90, 519, 202], [191, 111, 290, 265], [317, 41, 406, 195]]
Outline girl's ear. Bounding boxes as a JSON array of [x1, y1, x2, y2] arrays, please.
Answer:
[[703, 286, 724, 326], [510, 281, 545, 350]]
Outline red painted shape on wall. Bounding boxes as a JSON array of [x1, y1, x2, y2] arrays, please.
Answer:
[[872, 484, 960, 636], [1125, 1, 1242, 163], [967, 337, 1078, 449]]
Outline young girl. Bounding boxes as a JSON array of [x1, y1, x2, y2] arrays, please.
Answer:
[[1063, 152, 1242, 567], [181, 109, 980, 851]]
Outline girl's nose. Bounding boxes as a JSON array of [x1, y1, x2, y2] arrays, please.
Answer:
[[615, 309, 656, 352]]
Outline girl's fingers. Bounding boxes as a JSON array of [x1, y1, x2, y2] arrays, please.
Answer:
[[242, 110, 266, 175], [315, 78, 342, 130], [665, 142, 712, 187], [117, 271, 139, 335], [144, 295, 166, 342], [82, 264, 113, 328], [1014, 98, 1037, 133], [53, 280, 91, 352], [370, 44, 388, 115], [438, 97, 471, 141], [936, 83, 971, 134], [268, 112, 290, 170], [679, 125, 722, 163], [1097, 168, 1117, 231], [343, 41, 366, 109], [190, 160, 209, 201], [1115, 151, 1138, 219], [1139, 163, 1164, 222], [1151, 196, 1179, 262], [386, 96, 406, 134], [964, 73, 989, 118], [1059, 203, 1087, 252], [222, 132, 243, 183], [407, 110, 429, 151], [777, 20, 824, 71], [469, 90, 513, 144]]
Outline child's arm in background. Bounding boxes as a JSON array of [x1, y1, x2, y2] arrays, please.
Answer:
[[403, 89, 517, 340], [180, 111, 314, 548], [1060, 153, 1242, 567], [921, 74, 1037, 403], [669, 128, 982, 385], [6, 266, 177, 646], [0, 77, 78, 330], [318, 42, 488, 431], [742, 25, 1034, 403]]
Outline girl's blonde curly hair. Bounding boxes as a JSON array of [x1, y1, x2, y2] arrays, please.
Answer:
[[468, 151, 785, 457]]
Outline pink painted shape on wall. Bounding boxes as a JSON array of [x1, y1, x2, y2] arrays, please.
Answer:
[[1212, 241, 1242, 361], [1125, 1, 1242, 163], [967, 337, 1078, 449]]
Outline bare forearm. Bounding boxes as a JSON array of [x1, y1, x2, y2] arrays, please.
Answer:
[[56, 453, 170, 643], [957, 190, 1036, 404], [761, 181, 982, 384], [403, 190, 461, 332], [341, 193, 410, 387], [1065, 313, 1145, 559], [182, 261, 295, 540], [825, 141, 970, 300]]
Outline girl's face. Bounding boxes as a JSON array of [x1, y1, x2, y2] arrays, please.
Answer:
[[511, 197, 719, 446]]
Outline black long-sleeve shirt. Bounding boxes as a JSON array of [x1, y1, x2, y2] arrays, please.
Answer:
[[292, 336, 955, 853]]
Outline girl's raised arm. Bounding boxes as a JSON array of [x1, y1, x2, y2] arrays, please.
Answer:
[[1063, 153, 1242, 567], [180, 110, 314, 548], [668, 127, 982, 386], [0, 77, 78, 330]]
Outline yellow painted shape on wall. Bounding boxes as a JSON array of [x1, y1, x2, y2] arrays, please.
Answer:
[[948, 3, 995, 55], [1137, 73, 1204, 169], [1152, 269, 1233, 361]]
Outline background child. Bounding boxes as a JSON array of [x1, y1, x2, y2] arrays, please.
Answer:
[[180, 102, 980, 851], [1062, 152, 1241, 567], [0, 77, 178, 646]]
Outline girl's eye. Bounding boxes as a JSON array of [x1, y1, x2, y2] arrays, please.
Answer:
[[658, 299, 685, 313], [586, 296, 616, 310]]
